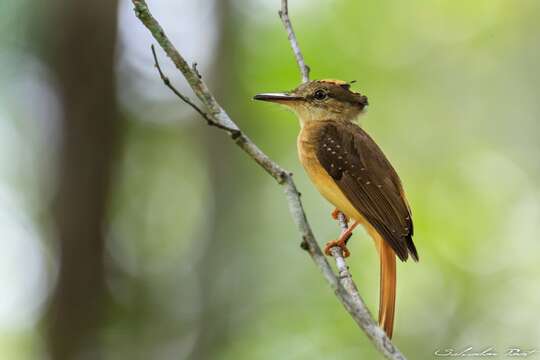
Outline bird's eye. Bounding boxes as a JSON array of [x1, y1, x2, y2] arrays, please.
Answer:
[[313, 90, 327, 100]]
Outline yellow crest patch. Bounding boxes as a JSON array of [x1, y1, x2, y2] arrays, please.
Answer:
[[319, 79, 348, 85]]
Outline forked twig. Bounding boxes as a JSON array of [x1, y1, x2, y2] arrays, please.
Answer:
[[150, 45, 240, 138]]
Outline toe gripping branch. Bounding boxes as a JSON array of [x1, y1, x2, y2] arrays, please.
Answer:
[[325, 210, 358, 258]]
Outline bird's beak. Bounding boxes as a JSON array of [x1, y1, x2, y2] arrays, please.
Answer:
[[253, 93, 303, 103]]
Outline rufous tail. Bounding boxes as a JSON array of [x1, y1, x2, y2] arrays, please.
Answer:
[[378, 238, 396, 339]]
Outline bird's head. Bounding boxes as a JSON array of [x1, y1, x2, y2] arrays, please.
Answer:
[[254, 79, 368, 124]]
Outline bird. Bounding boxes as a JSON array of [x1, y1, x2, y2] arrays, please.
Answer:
[[254, 79, 418, 339]]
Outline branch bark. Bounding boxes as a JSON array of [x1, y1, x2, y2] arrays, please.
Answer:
[[131, 0, 406, 358], [278, 0, 310, 83]]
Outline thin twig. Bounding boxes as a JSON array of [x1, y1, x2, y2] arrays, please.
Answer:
[[330, 247, 361, 302], [278, 0, 310, 83], [132, 1, 406, 358], [332, 212, 357, 273], [151, 45, 240, 137], [332, 213, 363, 309]]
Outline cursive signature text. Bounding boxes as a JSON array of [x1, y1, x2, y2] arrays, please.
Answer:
[[434, 346, 537, 358]]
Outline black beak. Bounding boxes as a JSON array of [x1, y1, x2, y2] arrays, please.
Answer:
[[253, 93, 303, 102]]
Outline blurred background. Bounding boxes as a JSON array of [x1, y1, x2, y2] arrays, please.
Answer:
[[1, 0, 539, 359]]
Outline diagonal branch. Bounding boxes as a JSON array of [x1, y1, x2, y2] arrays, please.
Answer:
[[279, 0, 310, 83], [131, 0, 406, 358], [332, 213, 364, 317]]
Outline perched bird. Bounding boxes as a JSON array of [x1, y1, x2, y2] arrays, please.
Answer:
[[254, 80, 418, 338]]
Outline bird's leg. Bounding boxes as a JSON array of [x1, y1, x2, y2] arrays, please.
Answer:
[[324, 220, 359, 258]]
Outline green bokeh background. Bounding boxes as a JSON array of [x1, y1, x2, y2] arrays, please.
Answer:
[[0, 0, 539, 359]]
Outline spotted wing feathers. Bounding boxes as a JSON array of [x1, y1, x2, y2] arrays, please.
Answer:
[[316, 121, 418, 261]]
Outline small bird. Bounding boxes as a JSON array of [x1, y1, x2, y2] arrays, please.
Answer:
[[254, 79, 418, 338]]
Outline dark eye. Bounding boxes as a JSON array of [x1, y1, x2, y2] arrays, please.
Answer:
[[313, 90, 327, 100]]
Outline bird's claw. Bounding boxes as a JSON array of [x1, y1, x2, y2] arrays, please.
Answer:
[[324, 239, 351, 258], [331, 209, 348, 222]]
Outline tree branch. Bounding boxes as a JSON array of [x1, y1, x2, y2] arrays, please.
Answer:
[[150, 44, 240, 136], [278, 0, 310, 83], [131, 0, 406, 358], [332, 214, 368, 323]]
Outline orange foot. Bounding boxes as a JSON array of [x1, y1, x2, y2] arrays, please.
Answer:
[[331, 208, 348, 222], [324, 221, 359, 258], [324, 237, 352, 257]]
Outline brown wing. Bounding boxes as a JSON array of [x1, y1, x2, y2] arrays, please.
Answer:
[[316, 120, 418, 262]]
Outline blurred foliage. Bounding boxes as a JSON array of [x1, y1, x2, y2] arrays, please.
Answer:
[[0, 0, 539, 359]]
